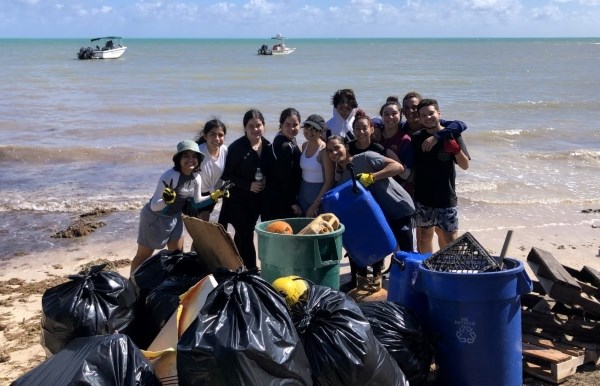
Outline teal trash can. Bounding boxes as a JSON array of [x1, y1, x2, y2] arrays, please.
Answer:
[[255, 218, 345, 289], [417, 258, 532, 386]]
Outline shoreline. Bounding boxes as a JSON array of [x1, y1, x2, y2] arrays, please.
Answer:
[[3, 202, 598, 279]]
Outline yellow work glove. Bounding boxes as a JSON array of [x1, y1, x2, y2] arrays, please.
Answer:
[[210, 189, 229, 201], [162, 179, 176, 204], [357, 173, 375, 188]]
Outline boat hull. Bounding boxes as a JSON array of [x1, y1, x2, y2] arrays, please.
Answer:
[[92, 47, 127, 59], [271, 48, 295, 55]]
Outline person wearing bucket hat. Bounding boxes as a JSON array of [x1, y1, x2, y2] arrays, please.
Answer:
[[298, 113, 334, 217], [131, 140, 231, 274]]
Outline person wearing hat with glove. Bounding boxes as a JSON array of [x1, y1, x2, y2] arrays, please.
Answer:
[[326, 131, 415, 294], [130, 140, 231, 274]]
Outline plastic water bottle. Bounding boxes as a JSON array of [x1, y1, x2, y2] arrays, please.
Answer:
[[255, 167, 263, 182]]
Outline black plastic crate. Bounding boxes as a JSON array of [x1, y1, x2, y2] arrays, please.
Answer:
[[423, 232, 500, 273]]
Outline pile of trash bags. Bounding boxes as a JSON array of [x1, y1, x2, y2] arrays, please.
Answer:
[[12, 249, 433, 385]]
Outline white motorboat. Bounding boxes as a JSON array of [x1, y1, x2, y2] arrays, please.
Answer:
[[77, 37, 127, 60], [257, 34, 296, 56]]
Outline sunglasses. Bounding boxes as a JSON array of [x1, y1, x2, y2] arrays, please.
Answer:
[[303, 125, 322, 133]]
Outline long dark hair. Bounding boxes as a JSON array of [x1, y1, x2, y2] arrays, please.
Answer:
[[196, 119, 227, 145], [278, 107, 301, 128], [379, 96, 402, 117], [243, 109, 265, 127]]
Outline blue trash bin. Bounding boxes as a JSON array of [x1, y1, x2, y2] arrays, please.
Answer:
[[387, 251, 431, 328], [417, 258, 532, 386]]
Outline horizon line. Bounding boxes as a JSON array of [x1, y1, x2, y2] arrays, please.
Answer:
[[1, 36, 598, 40]]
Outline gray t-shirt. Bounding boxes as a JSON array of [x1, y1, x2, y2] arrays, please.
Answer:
[[337, 151, 415, 219]]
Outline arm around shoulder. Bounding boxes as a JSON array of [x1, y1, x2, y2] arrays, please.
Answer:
[[438, 119, 467, 139], [456, 151, 469, 170]]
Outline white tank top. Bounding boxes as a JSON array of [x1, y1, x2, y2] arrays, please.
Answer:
[[300, 143, 325, 183], [199, 143, 228, 192]]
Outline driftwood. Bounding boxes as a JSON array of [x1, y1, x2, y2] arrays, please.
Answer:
[[522, 247, 600, 383]]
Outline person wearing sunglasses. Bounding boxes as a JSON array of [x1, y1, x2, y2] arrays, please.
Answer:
[[298, 114, 335, 217]]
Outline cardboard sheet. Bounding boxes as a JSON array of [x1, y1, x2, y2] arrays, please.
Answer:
[[183, 216, 244, 271]]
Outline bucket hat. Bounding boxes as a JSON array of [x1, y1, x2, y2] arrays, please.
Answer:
[[173, 140, 205, 163]]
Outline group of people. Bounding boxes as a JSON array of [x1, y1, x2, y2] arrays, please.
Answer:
[[130, 89, 471, 295]]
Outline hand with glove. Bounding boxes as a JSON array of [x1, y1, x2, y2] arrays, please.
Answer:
[[162, 179, 176, 204], [210, 189, 229, 201], [357, 173, 375, 188], [443, 138, 461, 155]]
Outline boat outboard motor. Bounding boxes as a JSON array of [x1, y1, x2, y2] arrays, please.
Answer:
[[77, 47, 94, 59]]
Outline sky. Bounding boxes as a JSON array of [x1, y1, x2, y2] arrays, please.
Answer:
[[1, 0, 599, 38]]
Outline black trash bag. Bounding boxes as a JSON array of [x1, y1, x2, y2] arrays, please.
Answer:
[[130, 249, 208, 299], [145, 274, 201, 331], [129, 249, 208, 349], [290, 285, 408, 386], [11, 333, 160, 386], [40, 264, 137, 355], [359, 301, 434, 386], [177, 269, 312, 385]]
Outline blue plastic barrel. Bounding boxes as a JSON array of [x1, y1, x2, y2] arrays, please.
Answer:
[[417, 258, 532, 386], [387, 251, 431, 327], [321, 179, 396, 267]]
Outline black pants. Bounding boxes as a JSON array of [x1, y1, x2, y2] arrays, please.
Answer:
[[387, 215, 415, 253], [219, 199, 261, 270]]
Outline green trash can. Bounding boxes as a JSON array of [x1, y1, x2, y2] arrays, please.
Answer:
[[255, 218, 345, 289]]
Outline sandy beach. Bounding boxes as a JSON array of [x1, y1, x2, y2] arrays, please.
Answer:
[[1, 208, 599, 385]]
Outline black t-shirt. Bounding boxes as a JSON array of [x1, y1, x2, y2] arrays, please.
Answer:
[[348, 140, 386, 156], [411, 130, 468, 208]]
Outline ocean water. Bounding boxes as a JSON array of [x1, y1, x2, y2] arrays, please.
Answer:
[[1, 38, 599, 261]]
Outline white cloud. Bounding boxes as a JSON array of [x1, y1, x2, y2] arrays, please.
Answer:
[[242, 0, 278, 14], [133, 1, 200, 19], [532, 5, 562, 20], [459, 0, 523, 16], [93, 6, 113, 15], [553, 0, 600, 4], [209, 2, 237, 14], [135, 1, 164, 15], [1, 0, 600, 38]]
